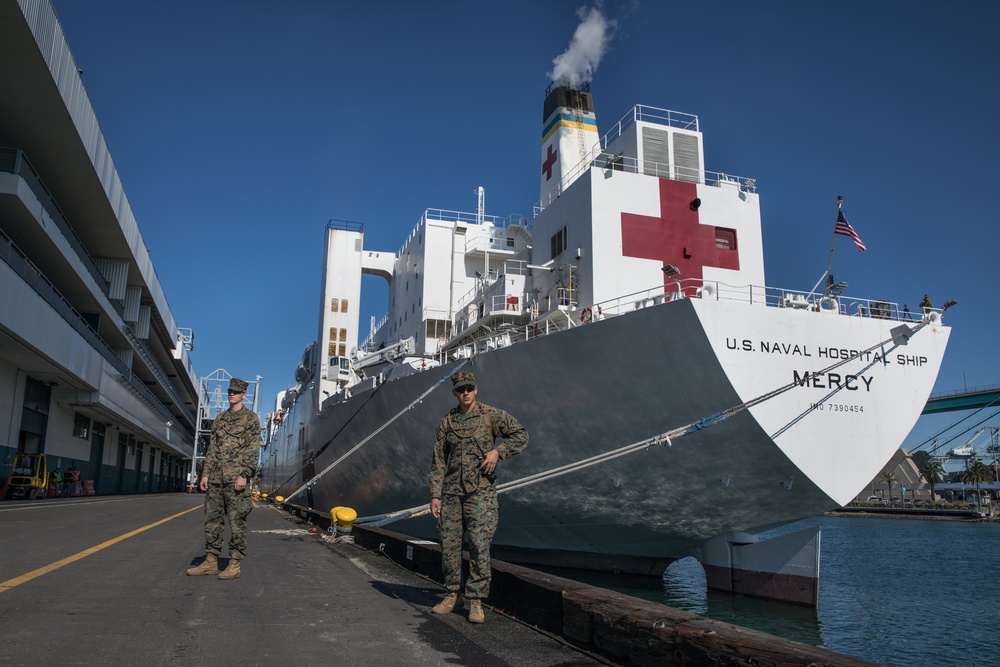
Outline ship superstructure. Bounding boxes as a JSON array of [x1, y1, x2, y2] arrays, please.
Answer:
[[307, 86, 767, 404], [260, 83, 950, 606]]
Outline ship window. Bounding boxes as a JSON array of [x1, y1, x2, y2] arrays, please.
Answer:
[[507, 237, 515, 248], [73, 412, 90, 439], [715, 228, 737, 251], [328, 342, 337, 357], [330, 298, 339, 313], [551, 226, 567, 260], [339, 328, 347, 342], [338, 344, 346, 357], [341, 299, 348, 313]]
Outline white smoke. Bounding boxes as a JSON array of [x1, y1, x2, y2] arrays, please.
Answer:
[[548, 5, 617, 87]]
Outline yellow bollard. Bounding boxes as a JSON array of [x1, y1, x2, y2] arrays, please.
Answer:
[[335, 507, 357, 530], [275, 495, 284, 503]]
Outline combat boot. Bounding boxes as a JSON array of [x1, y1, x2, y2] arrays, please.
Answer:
[[185, 554, 218, 576], [431, 592, 460, 614], [467, 599, 485, 624], [217, 559, 241, 580]]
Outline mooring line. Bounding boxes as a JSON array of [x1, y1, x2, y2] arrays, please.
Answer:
[[346, 319, 937, 531], [284, 361, 469, 502]]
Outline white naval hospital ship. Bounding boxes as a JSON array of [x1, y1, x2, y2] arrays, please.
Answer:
[[259, 83, 950, 605]]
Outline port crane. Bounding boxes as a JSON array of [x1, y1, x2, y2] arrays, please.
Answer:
[[928, 426, 1000, 465]]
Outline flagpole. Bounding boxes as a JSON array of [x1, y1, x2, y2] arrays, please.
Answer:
[[824, 195, 843, 284], [809, 195, 843, 296]]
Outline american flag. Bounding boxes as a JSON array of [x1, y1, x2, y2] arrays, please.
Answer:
[[835, 209, 866, 252]]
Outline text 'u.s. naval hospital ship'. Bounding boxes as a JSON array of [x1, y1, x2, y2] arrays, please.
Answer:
[[259, 83, 950, 605]]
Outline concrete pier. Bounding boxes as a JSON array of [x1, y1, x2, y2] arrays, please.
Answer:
[[0, 494, 878, 666]]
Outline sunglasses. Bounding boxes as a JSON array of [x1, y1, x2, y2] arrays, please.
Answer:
[[228, 390, 243, 395], [454, 385, 476, 394]]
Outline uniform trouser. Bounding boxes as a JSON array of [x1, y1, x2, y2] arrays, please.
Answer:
[[204, 482, 253, 560], [438, 489, 498, 599]]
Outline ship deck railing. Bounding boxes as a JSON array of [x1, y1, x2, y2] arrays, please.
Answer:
[[396, 209, 530, 257], [534, 152, 756, 215], [607, 104, 700, 135], [433, 278, 945, 362], [594, 278, 922, 322], [370, 275, 942, 366]]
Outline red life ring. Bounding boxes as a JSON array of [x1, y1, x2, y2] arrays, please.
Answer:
[[581, 307, 593, 324]]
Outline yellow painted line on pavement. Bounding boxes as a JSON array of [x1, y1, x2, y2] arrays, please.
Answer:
[[0, 504, 202, 594]]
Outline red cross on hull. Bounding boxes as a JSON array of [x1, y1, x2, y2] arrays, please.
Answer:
[[621, 179, 739, 285]]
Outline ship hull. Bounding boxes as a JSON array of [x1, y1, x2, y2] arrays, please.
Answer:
[[261, 296, 948, 563]]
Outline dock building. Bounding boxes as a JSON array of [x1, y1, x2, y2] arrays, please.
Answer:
[[0, 0, 198, 494]]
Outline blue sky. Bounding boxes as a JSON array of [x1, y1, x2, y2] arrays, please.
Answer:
[[49, 1, 1000, 454]]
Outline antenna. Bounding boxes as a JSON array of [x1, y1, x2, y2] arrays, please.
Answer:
[[476, 186, 488, 278]]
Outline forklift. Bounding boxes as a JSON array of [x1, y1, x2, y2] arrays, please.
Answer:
[[3, 452, 48, 500]]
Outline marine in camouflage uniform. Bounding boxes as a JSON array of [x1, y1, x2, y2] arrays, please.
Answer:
[[429, 370, 527, 622], [186, 377, 261, 580]]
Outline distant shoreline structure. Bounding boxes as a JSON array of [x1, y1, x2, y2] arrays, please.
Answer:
[[826, 507, 997, 522]]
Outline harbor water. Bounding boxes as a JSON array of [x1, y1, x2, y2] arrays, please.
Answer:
[[540, 515, 1000, 666]]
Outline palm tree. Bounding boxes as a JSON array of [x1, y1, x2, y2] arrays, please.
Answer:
[[919, 460, 945, 502], [880, 470, 899, 507], [960, 460, 993, 510]]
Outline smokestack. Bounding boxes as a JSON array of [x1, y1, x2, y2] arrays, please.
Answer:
[[539, 83, 598, 206], [540, 5, 615, 205]]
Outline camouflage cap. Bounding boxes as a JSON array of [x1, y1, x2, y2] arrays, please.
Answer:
[[451, 370, 476, 388], [229, 377, 249, 393]]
